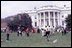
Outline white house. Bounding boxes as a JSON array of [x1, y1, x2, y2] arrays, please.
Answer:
[[24, 5, 71, 29]]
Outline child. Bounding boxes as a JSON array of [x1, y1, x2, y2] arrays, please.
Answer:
[[17, 26, 22, 36], [26, 28, 29, 37], [41, 28, 45, 37]]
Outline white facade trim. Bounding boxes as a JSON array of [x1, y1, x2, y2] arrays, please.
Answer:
[[24, 5, 71, 28]]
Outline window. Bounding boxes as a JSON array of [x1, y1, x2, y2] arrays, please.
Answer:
[[41, 19, 44, 23], [35, 16, 36, 19], [35, 22, 37, 26], [62, 21, 64, 25], [45, 19, 49, 26], [55, 12, 58, 18], [41, 12, 43, 18], [59, 12, 60, 14], [52, 19, 54, 26], [62, 15, 64, 18], [55, 19, 58, 26], [41, 19, 44, 26], [38, 13, 39, 15], [45, 12, 48, 18], [38, 13, 40, 18], [50, 12, 53, 18], [50, 19, 54, 26]]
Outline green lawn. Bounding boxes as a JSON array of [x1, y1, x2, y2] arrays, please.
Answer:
[[1, 32, 71, 47]]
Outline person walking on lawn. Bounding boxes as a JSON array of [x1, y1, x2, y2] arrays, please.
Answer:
[[6, 26, 11, 41]]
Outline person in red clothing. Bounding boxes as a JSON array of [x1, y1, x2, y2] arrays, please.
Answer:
[[32, 28, 35, 33], [26, 28, 29, 37]]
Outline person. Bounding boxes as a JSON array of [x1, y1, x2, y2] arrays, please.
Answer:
[[41, 28, 45, 37], [52, 26, 55, 34], [43, 26, 47, 36], [26, 28, 29, 37], [61, 27, 64, 35], [32, 28, 35, 33], [45, 26, 50, 41], [6, 26, 11, 41], [17, 26, 22, 36], [37, 26, 41, 33], [63, 28, 67, 35]]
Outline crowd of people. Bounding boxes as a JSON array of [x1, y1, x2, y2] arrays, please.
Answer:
[[1, 25, 68, 42], [37, 26, 68, 41]]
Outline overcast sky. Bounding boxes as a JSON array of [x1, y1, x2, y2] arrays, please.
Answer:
[[1, 1, 71, 19]]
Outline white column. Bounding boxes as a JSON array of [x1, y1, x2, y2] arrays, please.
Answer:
[[53, 12, 56, 28], [60, 13, 62, 26], [58, 12, 60, 26], [40, 13, 41, 29], [59, 12, 60, 26], [48, 11, 50, 26], [60, 14, 63, 27], [44, 12, 45, 28], [52, 12, 54, 27], [58, 14, 60, 26], [37, 14, 38, 27]]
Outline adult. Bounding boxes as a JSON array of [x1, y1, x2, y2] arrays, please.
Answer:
[[63, 27, 67, 35], [6, 26, 11, 41], [61, 27, 64, 35], [45, 26, 50, 41], [37, 26, 41, 33]]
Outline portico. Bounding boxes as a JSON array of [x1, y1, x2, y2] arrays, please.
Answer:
[[37, 11, 60, 28]]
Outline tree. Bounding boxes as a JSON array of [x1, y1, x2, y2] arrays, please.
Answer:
[[65, 14, 71, 29], [7, 13, 32, 31], [20, 13, 32, 32]]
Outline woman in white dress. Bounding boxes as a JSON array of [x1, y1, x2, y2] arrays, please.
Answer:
[[41, 28, 45, 37]]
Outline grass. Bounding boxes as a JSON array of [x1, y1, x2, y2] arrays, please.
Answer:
[[1, 32, 71, 47]]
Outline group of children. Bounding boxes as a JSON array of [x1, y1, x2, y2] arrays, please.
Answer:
[[40, 26, 54, 41], [1, 25, 67, 42], [37, 25, 67, 41]]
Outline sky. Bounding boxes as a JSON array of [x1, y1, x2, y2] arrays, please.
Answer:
[[1, 1, 71, 19]]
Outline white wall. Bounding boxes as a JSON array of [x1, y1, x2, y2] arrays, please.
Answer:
[[26, 6, 71, 28], [28, 12, 37, 28], [60, 10, 71, 28]]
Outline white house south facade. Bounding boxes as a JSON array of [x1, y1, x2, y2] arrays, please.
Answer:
[[24, 5, 71, 29]]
